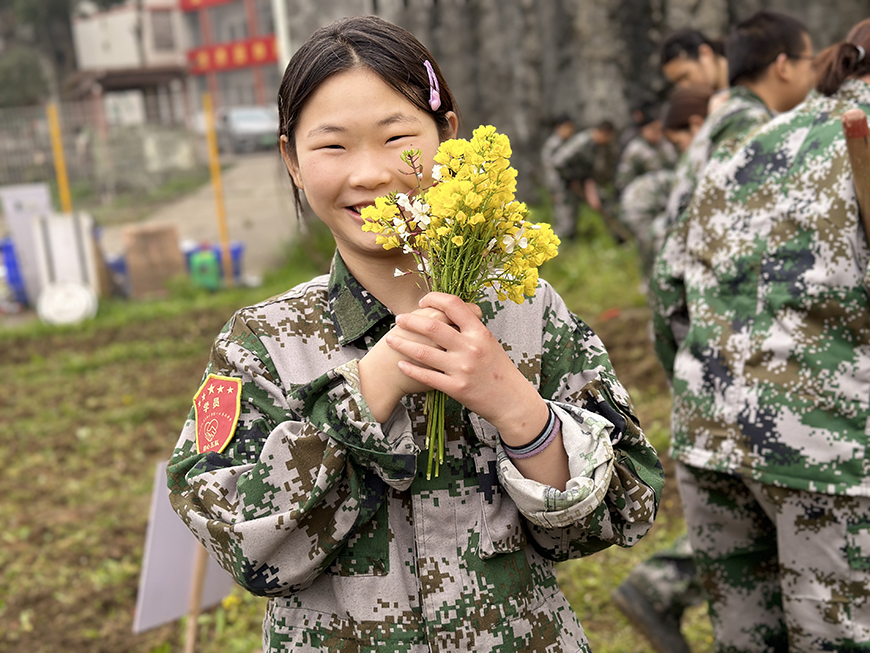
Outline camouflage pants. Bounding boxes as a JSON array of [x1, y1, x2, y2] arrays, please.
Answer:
[[676, 462, 870, 652]]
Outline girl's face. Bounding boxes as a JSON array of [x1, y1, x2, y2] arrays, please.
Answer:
[[283, 67, 457, 264]]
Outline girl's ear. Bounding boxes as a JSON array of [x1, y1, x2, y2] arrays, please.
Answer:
[[443, 111, 459, 140], [280, 135, 303, 189]]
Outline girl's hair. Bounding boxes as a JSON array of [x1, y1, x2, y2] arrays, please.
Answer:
[[277, 15, 459, 216], [726, 10, 808, 87], [663, 84, 713, 131], [814, 18, 870, 96], [660, 29, 726, 66]]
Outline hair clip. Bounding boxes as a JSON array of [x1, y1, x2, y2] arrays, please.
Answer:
[[424, 60, 441, 111], [856, 44, 866, 63]]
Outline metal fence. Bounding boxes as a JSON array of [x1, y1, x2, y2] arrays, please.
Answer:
[[0, 89, 206, 205]]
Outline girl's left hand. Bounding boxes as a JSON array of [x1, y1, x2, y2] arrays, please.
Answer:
[[386, 292, 550, 445]]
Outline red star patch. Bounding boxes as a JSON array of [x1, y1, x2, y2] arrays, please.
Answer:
[[193, 374, 242, 454]]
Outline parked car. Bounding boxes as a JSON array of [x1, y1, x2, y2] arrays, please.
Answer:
[[214, 106, 279, 154]]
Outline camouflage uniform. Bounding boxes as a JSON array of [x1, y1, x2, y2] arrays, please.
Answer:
[[541, 130, 580, 240], [651, 79, 870, 651], [552, 128, 598, 190], [167, 252, 664, 652], [614, 135, 677, 195], [664, 86, 773, 230], [618, 169, 674, 279]]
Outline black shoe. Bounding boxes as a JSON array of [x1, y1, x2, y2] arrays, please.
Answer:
[[611, 579, 692, 653]]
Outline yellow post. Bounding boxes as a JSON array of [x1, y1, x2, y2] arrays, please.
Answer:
[[202, 92, 234, 287], [46, 102, 72, 213]]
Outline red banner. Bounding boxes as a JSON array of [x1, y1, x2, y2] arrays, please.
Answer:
[[187, 36, 278, 74], [179, 0, 234, 11]]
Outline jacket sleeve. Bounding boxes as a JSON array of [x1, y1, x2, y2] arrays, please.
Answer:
[[490, 283, 664, 560], [166, 312, 419, 597], [649, 211, 691, 381]]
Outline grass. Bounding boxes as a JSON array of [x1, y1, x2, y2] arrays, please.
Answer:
[[1, 207, 712, 652]]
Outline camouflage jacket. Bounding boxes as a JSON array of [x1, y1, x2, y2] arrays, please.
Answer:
[[167, 253, 663, 652], [664, 86, 773, 230], [541, 130, 570, 192], [552, 128, 598, 184], [614, 135, 677, 193], [650, 79, 870, 496], [620, 168, 675, 242]]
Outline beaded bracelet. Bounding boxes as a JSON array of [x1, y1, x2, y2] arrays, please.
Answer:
[[501, 406, 561, 460]]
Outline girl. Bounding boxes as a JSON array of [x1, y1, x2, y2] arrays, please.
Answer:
[[168, 15, 662, 652]]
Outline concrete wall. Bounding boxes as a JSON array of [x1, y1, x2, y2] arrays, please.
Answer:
[[280, 0, 870, 199]]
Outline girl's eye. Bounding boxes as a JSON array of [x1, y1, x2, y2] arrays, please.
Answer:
[[387, 134, 412, 143]]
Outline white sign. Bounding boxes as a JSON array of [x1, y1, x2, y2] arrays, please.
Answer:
[[0, 183, 53, 305], [133, 461, 236, 633]]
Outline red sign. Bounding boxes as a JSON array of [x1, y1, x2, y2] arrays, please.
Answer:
[[187, 36, 278, 74], [193, 374, 242, 454], [179, 0, 234, 11]]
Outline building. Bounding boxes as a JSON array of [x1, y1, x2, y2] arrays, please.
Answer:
[[181, 0, 281, 110], [70, 0, 188, 125]]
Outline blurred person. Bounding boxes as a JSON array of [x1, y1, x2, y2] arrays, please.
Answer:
[[660, 29, 728, 92], [663, 10, 816, 230], [615, 105, 678, 195], [552, 120, 619, 238], [553, 120, 616, 214], [650, 18, 870, 652], [540, 114, 579, 239], [615, 87, 712, 285]]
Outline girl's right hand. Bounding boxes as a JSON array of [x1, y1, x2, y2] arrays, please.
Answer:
[[359, 307, 449, 422]]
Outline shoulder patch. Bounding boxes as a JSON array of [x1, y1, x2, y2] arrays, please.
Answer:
[[193, 374, 242, 455]]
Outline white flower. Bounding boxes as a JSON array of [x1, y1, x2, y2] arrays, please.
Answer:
[[397, 193, 431, 227], [396, 193, 412, 211], [394, 267, 411, 277], [432, 164, 443, 181], [502, 227, 527, 254]]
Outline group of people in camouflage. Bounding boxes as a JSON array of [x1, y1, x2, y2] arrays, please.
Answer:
[[577, 10, 870, 653]]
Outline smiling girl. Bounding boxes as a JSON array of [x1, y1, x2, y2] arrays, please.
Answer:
[[167, 15, 663, 652]]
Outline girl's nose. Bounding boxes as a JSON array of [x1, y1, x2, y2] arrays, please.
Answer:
[[347, 149, 395, 190]]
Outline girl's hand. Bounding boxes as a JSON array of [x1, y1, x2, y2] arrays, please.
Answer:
[[359, 307, 452, 422], [386, 293, 550, 446]]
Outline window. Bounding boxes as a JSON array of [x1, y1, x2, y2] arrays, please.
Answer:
[[254, 0, 274, 35], [151, 10, 175, 51], [184, 11, 202, 48]]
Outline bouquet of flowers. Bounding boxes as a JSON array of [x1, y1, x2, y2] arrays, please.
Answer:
[[361, 125, 559, 478]]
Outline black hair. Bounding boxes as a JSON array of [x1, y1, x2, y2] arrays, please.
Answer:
[[660, 29, 726, 66], [663, 85, 713, 131], [727, 10, 809, 86]]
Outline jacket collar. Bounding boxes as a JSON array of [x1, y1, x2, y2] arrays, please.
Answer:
[[836, 78, 870, 106], [327, 251, 394, 346]]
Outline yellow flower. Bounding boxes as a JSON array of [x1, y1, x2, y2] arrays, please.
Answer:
[[451, 235, 464, 246]]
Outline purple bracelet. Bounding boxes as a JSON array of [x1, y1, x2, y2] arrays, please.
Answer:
[[502, 407, 561, 459]]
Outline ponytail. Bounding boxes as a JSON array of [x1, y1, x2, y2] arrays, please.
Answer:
[[814, 18, 870, 96]]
